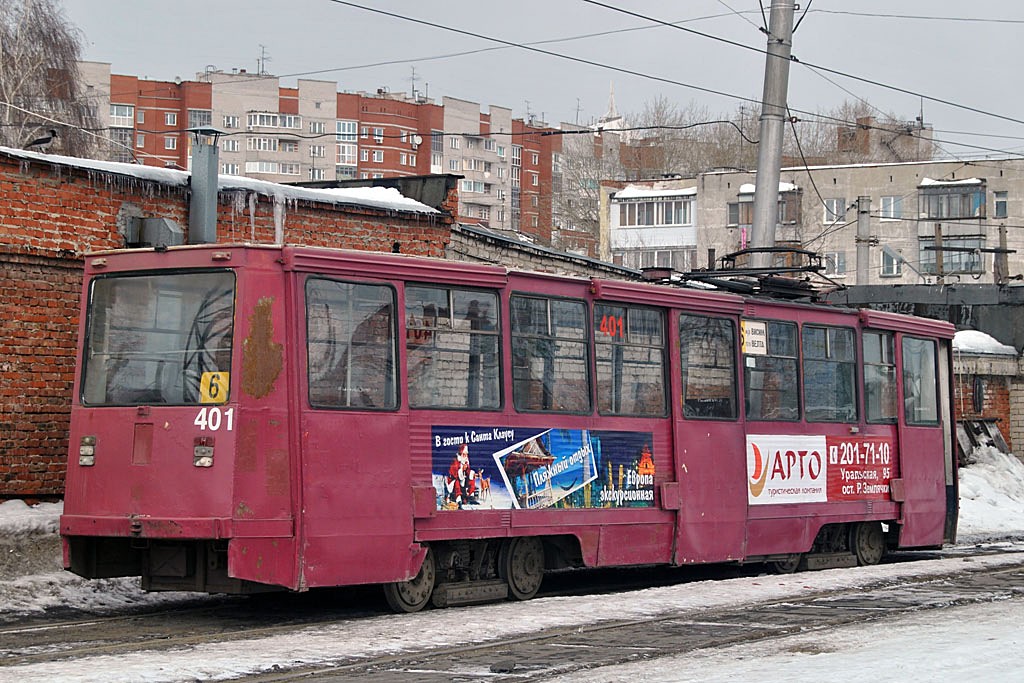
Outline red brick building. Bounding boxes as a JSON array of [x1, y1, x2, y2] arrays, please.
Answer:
[[0, 146, 453, 500]]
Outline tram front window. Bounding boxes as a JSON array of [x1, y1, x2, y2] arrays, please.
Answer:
[[81, 272, 235, 406]]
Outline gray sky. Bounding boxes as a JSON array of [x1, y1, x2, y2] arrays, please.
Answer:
[[61, 0, 1024, 159]]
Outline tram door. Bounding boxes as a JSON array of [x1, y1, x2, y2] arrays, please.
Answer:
[[672, 313, 748, 563]]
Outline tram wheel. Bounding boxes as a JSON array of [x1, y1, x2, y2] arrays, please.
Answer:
[[382, 546, 436, 613], [499, 536, 545, 600], [849, 522, 885, 566], [767, 553, 802, 574]]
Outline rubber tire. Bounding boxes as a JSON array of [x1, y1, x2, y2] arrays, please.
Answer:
[[499, 536, 545, 600], [850, 522, 885, 566], [382, 547, 436, 613]]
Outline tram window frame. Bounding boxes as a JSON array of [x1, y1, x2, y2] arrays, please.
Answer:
[[742, 319, 800, 422], [902, 335, 940, 425], [863, 330, 898, 423], [594, 302, 667, 417], [510, 294, 591, 414], [802, 325, 858, 423], [405, 284, 501, 411], [679, 314, 738, 420], [305, 277, 399, 411]]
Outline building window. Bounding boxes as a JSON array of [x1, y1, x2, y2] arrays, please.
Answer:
[[247, 137, 278, 152], [823, 251, 846, 277], [449, 137, 460, 150], [619, 198, 694, 227], [994, 191, 1008, 219], [360, 149, 369, 162], [919, 235, 984, 274], [919, 182, 986, 219], [484, 139, 496, 152], [310, 145, 326, 158], [309, 120, 325, 135], [137, 110, 145, 124], [727, 200, 753, 227], [221, 163, 239, 175], [188, 110, 212, 128], [449, 159, 460, 172], [247, 112, 278, 128], [221, 138, 239, 152], [164, 112, 177, 127], [880, 195, 903, 220], [164, 136, 177, 150], [408, 153, 416, 166], [336, 120, 358, 142], [280, 163, 300, 175], [280, 140, 298, 153], [530, 173, 539, 186], [372, 149, 384, 163], [373, 127, 384, 143], [245, 160, 279, 174], [497, 145, 506, 158], [400, 152, 407, 166], [531, 152, 539, 165], [309, 168, 325, 180], [135, 133, 145, 148], [824, 197, 846, 223], [880, 250, 903, 277], [110, 104, 134, 127], [336, 143, 357, 166], [360, 127, 369, 139], [223, 115, 240, 129]]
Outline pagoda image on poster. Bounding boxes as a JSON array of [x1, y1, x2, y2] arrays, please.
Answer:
[[429, 426, 655, 511]]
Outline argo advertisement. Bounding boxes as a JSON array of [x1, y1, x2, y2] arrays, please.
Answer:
[[431, 426, 656, 511], [746, 434, 896, 505]]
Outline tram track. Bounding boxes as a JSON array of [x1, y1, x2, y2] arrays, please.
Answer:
[[2, 545, 1021, 676]]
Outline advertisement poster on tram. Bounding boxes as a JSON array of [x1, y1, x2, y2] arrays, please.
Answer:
[[431, 426, 655, 511], [746, 434, 896, 505]]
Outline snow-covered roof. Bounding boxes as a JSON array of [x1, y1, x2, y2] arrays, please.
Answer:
[[953, 330, 1017, 356], [919, 177, 984, 187], [738, 181, 800, 194], [1, 146, 437, 215], [614, 184, 697, 200]]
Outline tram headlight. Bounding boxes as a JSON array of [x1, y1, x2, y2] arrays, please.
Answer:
[[79, 435, 96, 466]]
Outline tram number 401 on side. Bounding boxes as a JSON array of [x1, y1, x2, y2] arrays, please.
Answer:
[[194, 407, 235, 431]]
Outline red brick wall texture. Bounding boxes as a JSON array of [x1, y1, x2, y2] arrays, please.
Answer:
[[0, 153, 451, 499]]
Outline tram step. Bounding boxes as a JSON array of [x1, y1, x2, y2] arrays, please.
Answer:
[[803, 552, 859, 570], [432, 579, 509, 608]]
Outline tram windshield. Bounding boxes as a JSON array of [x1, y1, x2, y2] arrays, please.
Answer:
[[81, 271, 235, 406]]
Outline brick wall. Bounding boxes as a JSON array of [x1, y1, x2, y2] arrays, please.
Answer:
[[955, 373, 1013, 452], [0, 151, 451, 500]]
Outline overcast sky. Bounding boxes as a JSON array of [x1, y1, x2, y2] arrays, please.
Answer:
[[60, 1, 1024, 159]]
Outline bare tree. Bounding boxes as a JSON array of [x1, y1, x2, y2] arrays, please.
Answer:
[[552, 125, 625, 242], [0, 0, 99, 156]]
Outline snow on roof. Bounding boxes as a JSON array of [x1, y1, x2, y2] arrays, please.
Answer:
[[614, 184, 697, 200], [919, 177, 984, 187], [738, 181, 799, 194], [1, 146, 437, 215], [953, 330, 1018, 356]]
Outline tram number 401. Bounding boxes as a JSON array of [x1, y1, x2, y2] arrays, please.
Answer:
[[194, 407, 235, 431]]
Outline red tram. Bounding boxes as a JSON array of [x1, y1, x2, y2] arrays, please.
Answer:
[[60, 244, 958, 611]]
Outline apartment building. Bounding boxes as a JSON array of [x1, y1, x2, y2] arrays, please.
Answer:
[[601, 158, 1024, 285], [81, 63, 562, 248]]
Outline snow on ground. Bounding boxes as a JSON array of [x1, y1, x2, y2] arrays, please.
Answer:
[[1, 445, 1022, 682]]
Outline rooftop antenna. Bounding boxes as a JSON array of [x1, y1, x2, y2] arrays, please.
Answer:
[[575, 98, 583, 125], [257, 45, 272, 75], [410, 66, 420, 99]]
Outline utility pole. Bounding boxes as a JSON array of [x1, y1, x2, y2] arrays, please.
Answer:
[[750, 0, 796, 269], [856, 196, 871, 284], [934, 222, 945, 280], [996, 223, 1009, 284]]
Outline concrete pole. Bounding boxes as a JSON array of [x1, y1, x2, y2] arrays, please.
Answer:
[[856, 196, 871, 284], [749, 0, 796, 269]]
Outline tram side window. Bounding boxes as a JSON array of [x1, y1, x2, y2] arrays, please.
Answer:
[[306, 278, 397, 410], [405, 285, 500, 410], [743, 320, 799, 421], [511, 295, 590, 413], [802, 325, 857, 422], [679, 315, 737, 419], [594, 303, 666, 416], [863, 331, 898, 423], [902, 336, 939, 425]]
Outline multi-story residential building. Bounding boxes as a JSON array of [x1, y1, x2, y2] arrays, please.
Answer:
[[601, 158, 1024, 286], [79, 63, 563, 249]]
